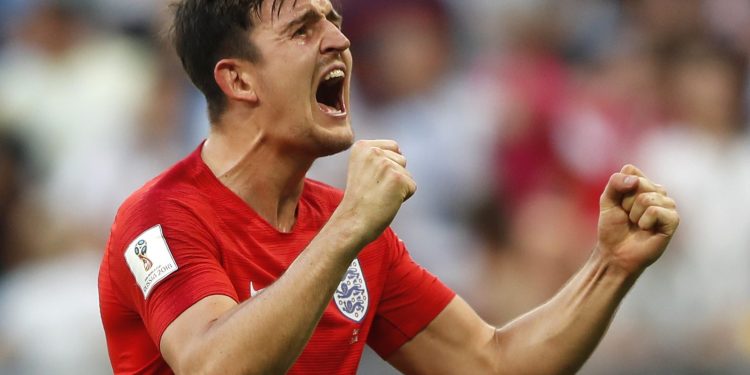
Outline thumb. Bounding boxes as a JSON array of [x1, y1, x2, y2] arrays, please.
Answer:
[[600, 172, 639, 211]]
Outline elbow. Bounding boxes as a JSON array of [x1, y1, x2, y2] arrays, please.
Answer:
[[170, 356, 218, 375], [488, 328, 509, 375], [171, 349, 280, 375], [490, 328, 584, 375], [170, 349, 243, 375]]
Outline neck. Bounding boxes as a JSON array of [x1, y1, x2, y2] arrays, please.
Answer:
[[202, 114, 313, 233]]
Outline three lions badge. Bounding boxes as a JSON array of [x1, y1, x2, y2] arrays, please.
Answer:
[[334, 259, 369, 322]]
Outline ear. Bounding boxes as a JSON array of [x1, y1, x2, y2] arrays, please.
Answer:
[[214, 59, 259, 105]]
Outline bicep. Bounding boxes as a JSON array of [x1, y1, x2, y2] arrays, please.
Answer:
[[386, 296, 498, 375], [160, 295, 238, 371]]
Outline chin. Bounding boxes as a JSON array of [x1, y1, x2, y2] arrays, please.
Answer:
[[300, 114, 354, 157], [316, 131, 355, 157]]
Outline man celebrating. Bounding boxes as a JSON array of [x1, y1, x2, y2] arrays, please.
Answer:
[[98, 0, 680, 374]]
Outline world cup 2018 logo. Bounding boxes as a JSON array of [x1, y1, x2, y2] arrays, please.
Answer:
[[134, 240, 153, 271]]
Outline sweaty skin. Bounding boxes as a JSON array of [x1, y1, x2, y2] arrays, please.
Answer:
[[387, 165, 679, 374], [160, 1, 418, 373], [158, 0, 680, 373]]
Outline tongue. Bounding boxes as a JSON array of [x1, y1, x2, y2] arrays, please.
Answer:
[[318, 102, 340, 114]]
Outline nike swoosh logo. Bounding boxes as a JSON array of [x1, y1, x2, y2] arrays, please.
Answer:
[[250, 282, 264, 298]]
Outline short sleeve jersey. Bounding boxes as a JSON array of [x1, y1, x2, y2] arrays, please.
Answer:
[[98, 144, 455, 374]]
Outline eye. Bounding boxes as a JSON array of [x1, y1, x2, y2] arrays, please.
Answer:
[[293, 25, 308, 38]]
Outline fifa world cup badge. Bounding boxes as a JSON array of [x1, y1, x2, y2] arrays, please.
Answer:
[[134, 240, 154, 271], [125, 225, 178, 298]]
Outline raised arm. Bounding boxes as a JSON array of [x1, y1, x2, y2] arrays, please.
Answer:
[[159, 140, 416, 375], [387, 165, 679, 374]]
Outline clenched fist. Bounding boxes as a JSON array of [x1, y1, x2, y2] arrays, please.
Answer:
[[597, 164, 680, 275], [336, 140, 416, 246]]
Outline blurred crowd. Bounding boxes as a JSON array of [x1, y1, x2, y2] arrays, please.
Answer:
[[0, 0, 748, 373]]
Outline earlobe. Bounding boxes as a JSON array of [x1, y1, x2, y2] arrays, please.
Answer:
[[214, 59, 259, 105]]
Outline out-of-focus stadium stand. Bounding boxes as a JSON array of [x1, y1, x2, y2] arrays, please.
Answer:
[[0, 0, 748, 373]]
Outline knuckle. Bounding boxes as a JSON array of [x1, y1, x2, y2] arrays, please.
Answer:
[[625, 165, 644, 177], [645, 205, 660, 216], [665, 197, 676, 208], [645, 181, 660, 193], [378, 158, 391, 171], [636, 193, 652, 206], [608, 173, 620, 184], [392, 172, 405, 183]]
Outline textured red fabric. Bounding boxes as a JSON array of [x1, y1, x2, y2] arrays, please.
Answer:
[[98, 144, 455, 374]]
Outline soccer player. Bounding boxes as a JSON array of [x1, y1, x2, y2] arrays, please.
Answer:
[[98, 0, 680, 374]]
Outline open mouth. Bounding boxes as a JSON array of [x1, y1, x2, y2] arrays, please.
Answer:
[[316, 68, 346, 116]]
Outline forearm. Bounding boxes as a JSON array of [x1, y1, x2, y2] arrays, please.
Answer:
[[492, 249, 637, 374], [387, 167, 677, 374], [175, 212, 365, 374]]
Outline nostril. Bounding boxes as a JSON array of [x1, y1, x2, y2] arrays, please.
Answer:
[[320, 25, 351, 53], [341, 35, 351, 50]]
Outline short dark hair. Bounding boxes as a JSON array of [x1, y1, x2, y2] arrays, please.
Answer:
[[171, 0, 293, 123]]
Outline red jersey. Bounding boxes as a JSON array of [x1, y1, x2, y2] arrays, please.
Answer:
[[98, 144, 455, 374]]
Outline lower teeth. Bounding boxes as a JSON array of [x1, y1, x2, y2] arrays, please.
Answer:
[[319, 103, 341, 114]]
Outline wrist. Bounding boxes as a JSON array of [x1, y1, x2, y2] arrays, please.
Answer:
[[590, 246, 642, 286], [321, 205, 371, 255]]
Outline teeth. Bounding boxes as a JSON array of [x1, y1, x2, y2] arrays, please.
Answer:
[[319, 103, 343, 115], [324, 69, 345, 81]]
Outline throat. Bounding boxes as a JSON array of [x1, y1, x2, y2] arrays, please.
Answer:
[[273, 203, 300, 233], [202, 135, 309, 233], [219, 168, 306, 233]]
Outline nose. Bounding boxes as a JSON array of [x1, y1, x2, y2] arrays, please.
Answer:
[[320, 23, 351, 55]]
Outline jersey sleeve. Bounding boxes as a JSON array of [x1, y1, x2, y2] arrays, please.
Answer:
[[107, 199, 239, 347], [367, 229, 456, 358]]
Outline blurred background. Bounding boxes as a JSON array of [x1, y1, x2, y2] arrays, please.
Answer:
[[0, 0, 748, 373]]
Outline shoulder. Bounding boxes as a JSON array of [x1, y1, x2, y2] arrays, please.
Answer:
[[110, 151, 213, 255], [102, 151, 223, 299]]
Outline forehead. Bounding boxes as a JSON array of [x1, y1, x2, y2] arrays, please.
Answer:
[[259, 0, 334, 22]]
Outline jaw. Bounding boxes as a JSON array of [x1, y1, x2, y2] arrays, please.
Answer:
[[311, 81, 352, 151], [304, 101, 351, 159], [313, 125, 355, 157]]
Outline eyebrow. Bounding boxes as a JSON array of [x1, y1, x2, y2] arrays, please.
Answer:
[[328, 8, 343, 25], [282, 7, 343, 34]]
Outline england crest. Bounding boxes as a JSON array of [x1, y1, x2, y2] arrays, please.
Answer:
[[334, 258, 369, 322]]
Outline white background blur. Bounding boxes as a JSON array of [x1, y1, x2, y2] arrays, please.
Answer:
[[0, 0, 749, 373]]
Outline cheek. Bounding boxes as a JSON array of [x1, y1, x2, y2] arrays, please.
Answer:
[[262, 69, 309, 103]]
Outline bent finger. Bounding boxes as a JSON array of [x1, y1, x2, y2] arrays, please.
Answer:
[[621, 164, 647, 178], [403, 174, 417, 201], [382, 150, 407, 168], [629, 192, 677, 224], [623, 177, 669, 212], [362, 139, 401, 153], [601, 172, 640, 211], [638, 206, 680, 235]]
